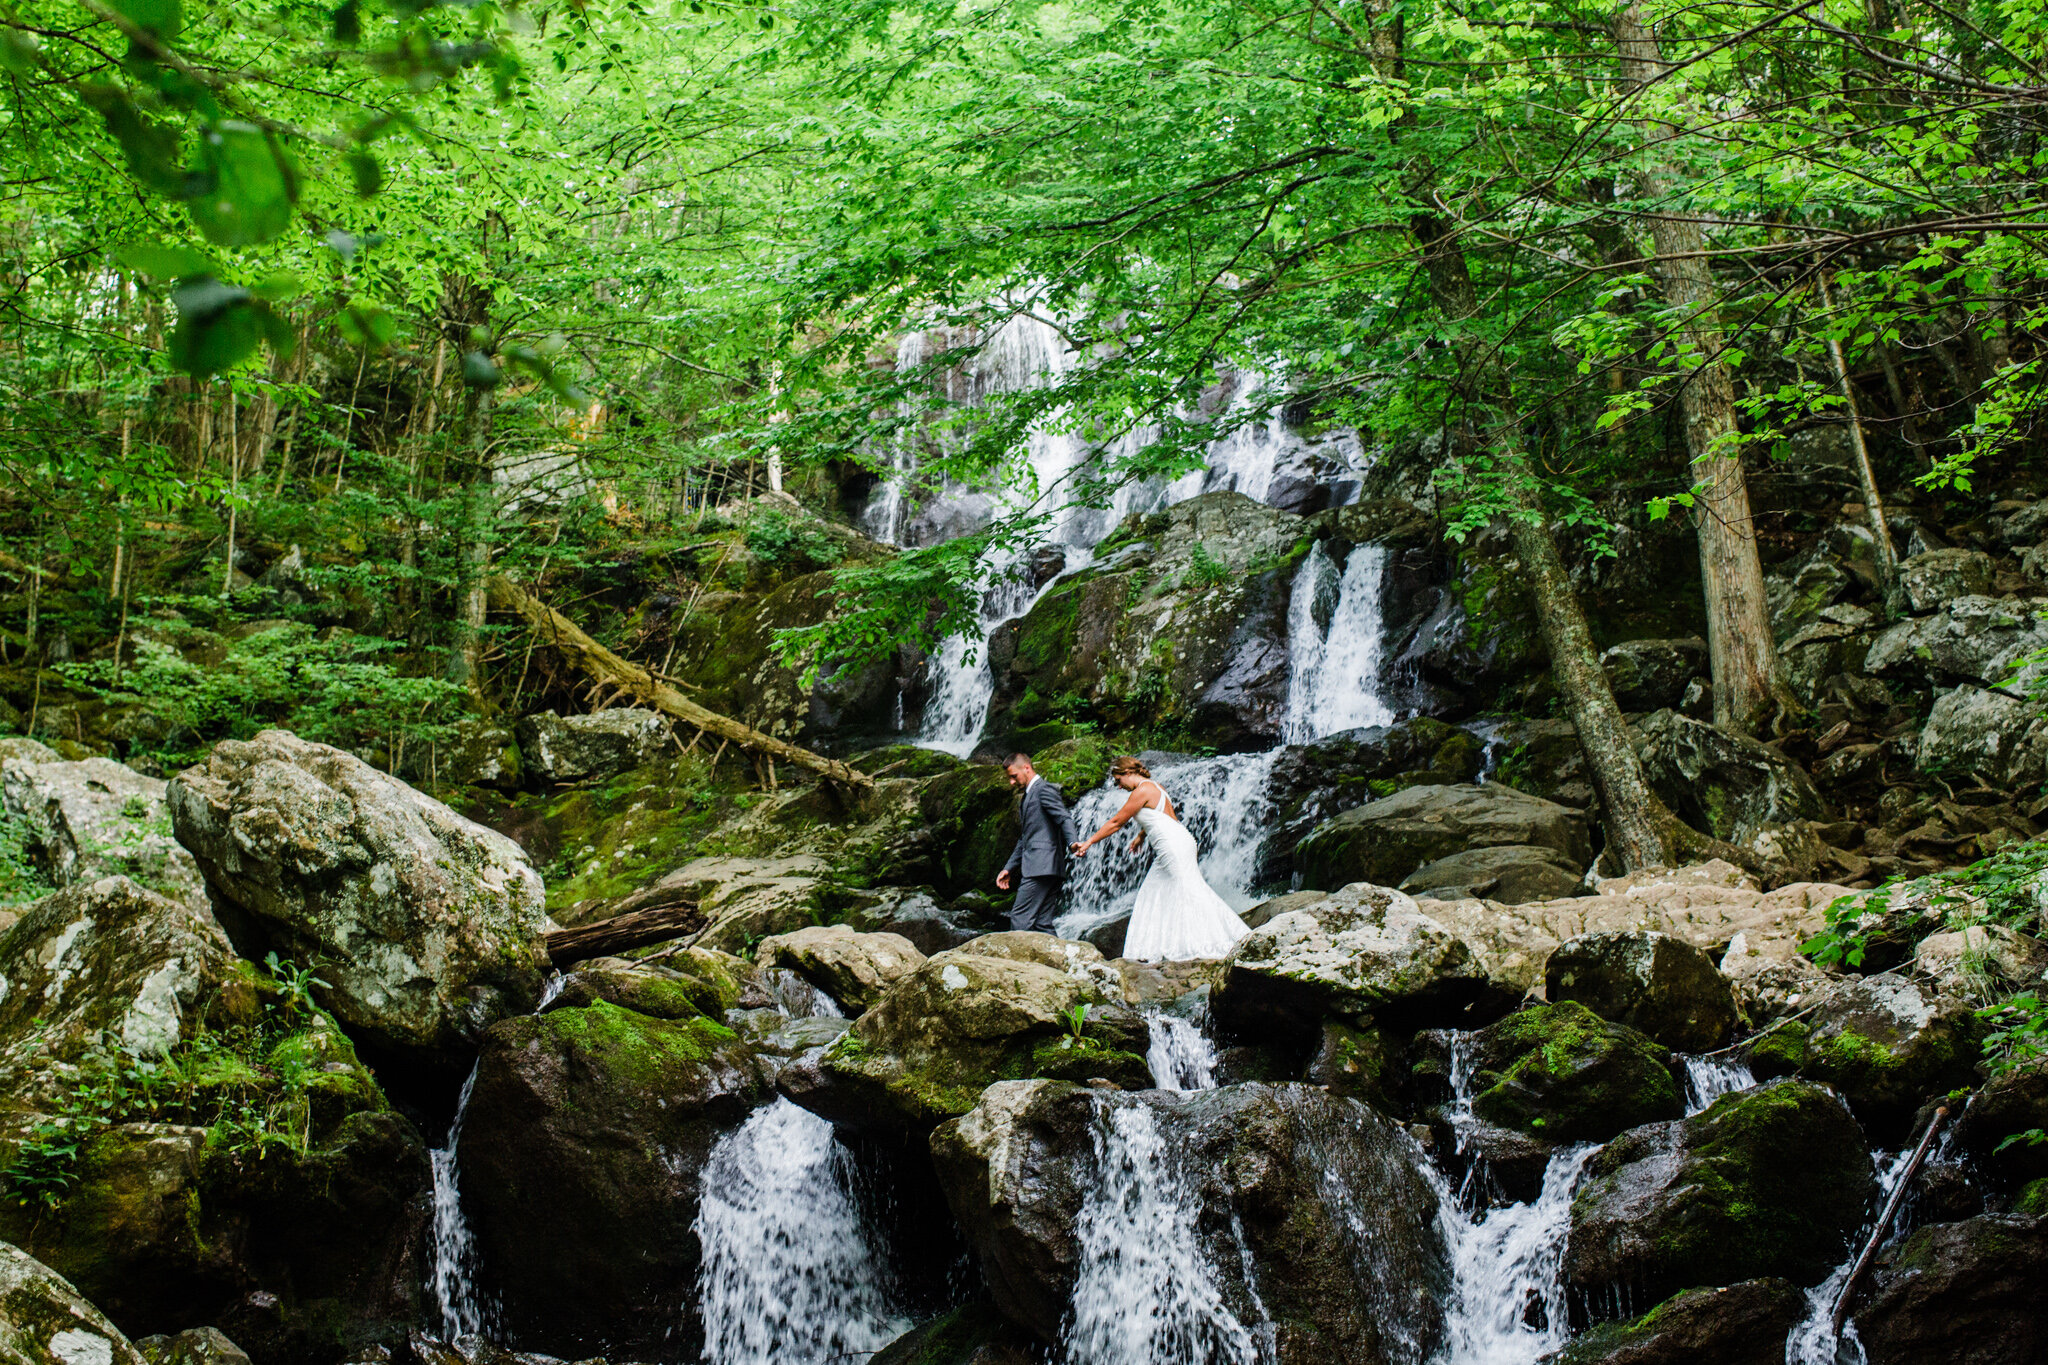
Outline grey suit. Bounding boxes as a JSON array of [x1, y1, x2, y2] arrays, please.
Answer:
[[1004, 777, 1079, 933]]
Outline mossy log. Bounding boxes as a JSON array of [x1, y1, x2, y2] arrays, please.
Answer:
[[545, 898, 707, 967], [486, 574, 874, 791]]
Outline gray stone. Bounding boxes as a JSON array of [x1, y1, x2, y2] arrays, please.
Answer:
[[754, 925, 927, 1014], [1887, 548, 1994, 616], [408, 719, 521, 792], [1631, 710, 1827, 845], [1865, 594, 2048, 692], [1546, 930, 1741, 1052], [1913, 924, 2048, 1001], [1848, 1214, 2048, 1365], [0, 759, 203, 907], [168, 730, 550, 1071], [513, 709, 668, 784], [1401, 845, 1585, 904], [1295, 783, 1591, 891], [1918, 686, 2048, 788], [0, 1241, 149, 1365], [1600, 637, 1709, 713]]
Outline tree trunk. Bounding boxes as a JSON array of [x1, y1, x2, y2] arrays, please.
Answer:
[[1816, 272, 1898, 581], [449, 386, 495, 697], [1615, 4, 1790, 731]]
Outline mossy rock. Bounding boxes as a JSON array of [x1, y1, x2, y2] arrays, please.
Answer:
[[1466, 1001, 1683, 1144], [917, 764, 1019, 896], [1551, 1278, 1805, 1365], [850, 745, 965, 780], [872, 1301, 1037, 1365], [1030, 734, 1115, 797], [1305, 1019, 1397, 1108], [0, 1242, 151, 1365]]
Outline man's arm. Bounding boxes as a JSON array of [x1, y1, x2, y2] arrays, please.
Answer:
[[1054, 786, 1079, 848]]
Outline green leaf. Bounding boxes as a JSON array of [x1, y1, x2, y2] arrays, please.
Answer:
[[347, 151, 382, 196], [331, 0, 360, 43], [81, 85, 184, 192], [337, 302, 398, 348], [113, 242, 216, 279], [168, 278, 262, 376], [108, 0, 181, 43], [187, 122, 298, 247], [249, 270, 304, 301], [461, 351, 501, 389]]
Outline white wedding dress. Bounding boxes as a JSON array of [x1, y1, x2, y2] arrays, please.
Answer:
[[1121, 791, 1253, 962]]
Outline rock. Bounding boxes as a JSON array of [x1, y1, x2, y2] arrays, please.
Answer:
[[1848, 1214, 2048, 1365], [779, 943, 1145, 1133], [847, 889, 999, 956], [1720, 929, 1836, 1023], [1295, 783, 1591, 891], [1917, 686, 2048, 788], [1630, 711, 1828, 846], [0, 877, 235, 1105], [0, 758, 203, 906], [1954, 1056, 2048, 1186], [1545, 931, 1740, 1052], [1600, 637, 1709, 712], [609, 854, 828, 954], [1743, 975, 1980, 1140], [1913, 924, 2048, 1000], [916, 767, 1021, 898], [458, 1000, 768, 1359], [1401, 845, 1585, 904], [547, 954, 746, 1022], [1565, 1079, 1875, 1307], [870, 1302, 1036, 1365], [512, 710, 667, 785], [1257, 719, 1485, 878], [1242, 890, 1328, 930], [405, 720, 521, 792], [134, 1328, 252, 1365], [1078, 914, 1128, 960], [1214, 882, 1516, 1042], [1491, 718, 1595, 808], [1887, 548, 1994, 616], [754, 926, 927, 1014], [1865, 594, 2048, 692], [0, 739, 59, 765], [168, 731, 550, 1071], [1454, 1002, 1683, 1144], [929, 1080, 1449, 1359], [1544, 1278, 1805, 1365], [0, 1241, 149, 1365]]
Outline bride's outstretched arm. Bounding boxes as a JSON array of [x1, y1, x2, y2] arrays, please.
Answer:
[[1072, 788, 1147, 857]]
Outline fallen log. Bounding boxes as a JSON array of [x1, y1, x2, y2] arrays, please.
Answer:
[[545, 898, 707, 968], [487, 575, 874, 791]]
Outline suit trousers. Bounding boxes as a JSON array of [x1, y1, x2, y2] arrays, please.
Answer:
[[1008, 874, 1064, 934]]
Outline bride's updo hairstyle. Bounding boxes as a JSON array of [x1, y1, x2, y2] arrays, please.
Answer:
[[1110, 755, 1151, 780]]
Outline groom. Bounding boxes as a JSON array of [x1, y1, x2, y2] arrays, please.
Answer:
[[994, 752, 1079, 934]]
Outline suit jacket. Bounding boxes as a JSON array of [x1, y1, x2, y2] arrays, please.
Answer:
[[1005, 777, 1079, 880]]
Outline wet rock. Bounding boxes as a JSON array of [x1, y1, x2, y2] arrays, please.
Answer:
[[458, 1000, 768, 1359], [1456, 1002, 1683, 1144], [779, 941, 1145, 1133], [1719, 930, 1836, 1023], [1258, 720, 1484, 879], [404, 720, 520, 792], [1743, 975, 1980, 1140], [0, 757, 204, 906], [1865, 594, 2048, 692], [1214, 882, 1516, 1042], [1630, 711, 1828, 845], [1565, 1079, 1875, 1307], [870, 1301, 1036, 1365], [1916, 686, 2048, 788], [848, 889, 1000, 956], [168, 731, 551, 1071], [1913, 924, 2048, 1001], [916, 766, 1020, 898], [0, 1241, 150, 1365], [1544, 1278, 1804, 1365], [136, 1327, 253, 1365], [1954, 1055, 2048, 1186], [1295, 783, 1591, 892], [930, 1080, 1448, 1360], [0, 877, 235, 1104], [547, 953, 745, 1022], [1887, 548, 1994, 616], [1401, 845, 1584, 905], [755, 926, 927, 1014], [1545, 931, 1740, 1052], [512, 710, 667, 785], [1079, 913, 1128, 959], [1599, 637, 1708, 713], [1848, 1214, 2048, 1365], [1241, 890, 1326, 930], [1304, 1019, 1396, 1108], [1491, 718, 1594, 808]]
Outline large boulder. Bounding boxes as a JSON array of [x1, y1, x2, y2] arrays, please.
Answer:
[[0, 758, 203, 906], [1886, 548, 1994, 616], [1917, 686, 2048, 788], [1599, 637, 1708, 713], [1630, 711, 1827, 846], [777, 939, 1147, 1134], [1295, 784, 1591, 892], [0, 878, 235, 1106], [167, 731, 550, 1070], [1743, 975, 1980, 1141], [511, 709, 666, 785], [0, 1242, 150, 1365], [1401, 845, 1585, 904], [1545, 1278, 1805, 1365], [1446, 1001, 1683, 1145], [458, 999, 768, 1359], [1214, 882, 1516, 1042], [1544, 931, 1741, 1052], [1256, 720, 1484, 880], [754, 925, 926, 1014], [1565, 1079, 1875, 1307], [1865, 594, 2048, 692], [1954, 1056, 2048, 1187], [929, 1080, 1448, 1361], [1847, 1214, 2048, 1365]]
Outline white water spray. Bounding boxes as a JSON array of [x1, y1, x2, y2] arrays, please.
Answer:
[[430, 1065, 487, 1339], [1680, 1055, 1756, 1116], [1145, 1011, 1220, 1094], [1283, 541, 1395, 743]]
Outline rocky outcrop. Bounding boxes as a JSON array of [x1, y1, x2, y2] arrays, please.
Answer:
[[755, 925, 926, 1014], [0, 758, 203, 906], [1886, 548, 1993, 615], [1915, 685, 2048, 788], [458, 1000, 768, 1359], [846, 888, 1000, 956], [1630, 711, 1828, 846], [1744, 975, 1980, 1140], [1599, 637, 1708, 713], [1848, 1214, 2048, 1365], [136, 1327, 253, 1365], [547, 951, 750, 1022], [1295, 784, 1590, 892], [407, 720, 521, 792], [929, 1080, 1448, 1361], [1565, 1080, 1875, 1308], [168, 731, 550, 1070], [1913, 923, 2048, 1000], [1401, 846, 1585, 904], [512, 709, 666, 785], [1545, 1278, 1804, 1365], [1544, 931, 1741, 1052], [1440, 1002, 1683, 1145], [1865, 594, 2048, 692], [1952, 1056, 2048, 1187], [1256, 720, 1483, 881], [0, 1242, 150, 1365], [1214, 883, 1516, 1042], [779, 939, 1146, 1133]]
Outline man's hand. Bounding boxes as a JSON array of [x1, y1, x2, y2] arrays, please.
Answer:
[[1070, 841, 1088, 859], [996, 869, 1013, 891]]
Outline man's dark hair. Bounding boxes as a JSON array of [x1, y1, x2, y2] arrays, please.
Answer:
[[1004, 752, 1033, 769]]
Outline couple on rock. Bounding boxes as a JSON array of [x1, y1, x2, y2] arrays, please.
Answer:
[[993, 751, 1251, 962]]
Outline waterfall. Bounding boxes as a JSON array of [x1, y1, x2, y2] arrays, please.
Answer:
[[1063, 1102, 1270, 1365], [694, 1099, 910, 1365], [1679, 1055, 1755, 1116], [1283, 541, 1395, 744], [1784, 1143, 1922, 1365], [430, 1065, 487, 1340], [1145, 1010, 1219, 1094]]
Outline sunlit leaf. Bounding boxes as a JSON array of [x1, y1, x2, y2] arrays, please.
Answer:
[[114, 242, 216, 279], [188, 121, 298, 247], [108, 0, 181, 43]]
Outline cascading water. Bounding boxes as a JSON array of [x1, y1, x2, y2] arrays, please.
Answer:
[[1283, 540, 1396, 743], [1145, 1010, 1220, 1094], [430, 1065, 487, 1339], [1784, 1143, 1923, 1365], [1679, 1054, 1756, 1116]]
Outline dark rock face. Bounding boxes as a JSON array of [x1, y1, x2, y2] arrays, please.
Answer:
[[0, 1241, 152, 1365], [1402, 845, 1585, 904], [1849, 1214, 2048, 1365], [1545, 931, 1741, 1052], [1546, 1278, 1804, 1365], [1462, 1002, 1682, 1145], [871, 1302, 1038, 1365], [1566, 1080, 1875, 1309], [1294, 783, 1591, 892], [1743, 975, 1980, 1142], [1954, 1056, 2048, 1186], [1256, 719, 1483, 881], [916, 765, 1020, 897], [1630, 711, 1828, 844], [849, 889, 1002, 955], [929, 1081, 1449, 1363], [1599, 637, 1709, 713], [458, 1000, 768, 1359]]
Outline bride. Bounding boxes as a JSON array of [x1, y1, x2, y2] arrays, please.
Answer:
[[1070, 755, 1252, 962]]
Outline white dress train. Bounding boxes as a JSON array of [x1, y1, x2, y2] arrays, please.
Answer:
[[1121, 794, 1252, 962]]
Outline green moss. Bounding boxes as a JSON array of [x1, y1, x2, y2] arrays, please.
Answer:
[[1471, 1002, 1681, 1143], [1012, 580, 1086, 678], [1034, 734, 1114, 796], [539, 1000, 738, 1088], [523, 752, 747, 913], [2018, 1177, 2048, 1216]]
